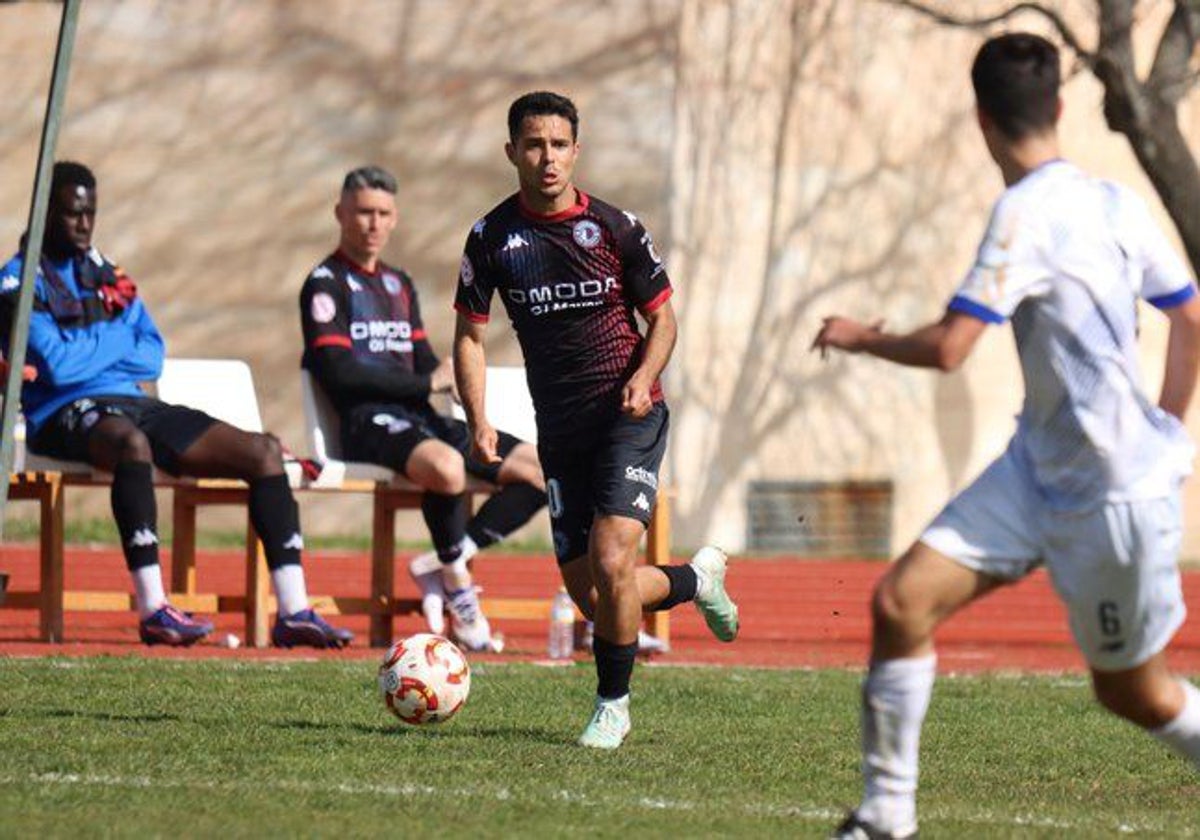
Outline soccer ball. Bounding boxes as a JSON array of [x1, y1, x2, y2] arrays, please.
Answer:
[[378, 633, 471, 725]]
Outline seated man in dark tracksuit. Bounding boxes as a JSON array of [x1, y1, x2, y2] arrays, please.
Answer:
[[0, 161, 352, 648], [300, 166, 546, 650]]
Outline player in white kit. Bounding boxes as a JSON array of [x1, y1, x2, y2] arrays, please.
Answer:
[[812, 33, 1200, 839]]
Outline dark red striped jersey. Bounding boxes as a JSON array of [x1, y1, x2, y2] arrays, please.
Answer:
[[454, 191, 672, 440], [300, 251, 438, 413]]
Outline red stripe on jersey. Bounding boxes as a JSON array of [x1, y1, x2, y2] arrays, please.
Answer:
[[639, 287, 673, 315], [313, 334, 352, 348], [454, 302, 489, 324], [518, 189, 590, 222], [412, 329, 427, 340]]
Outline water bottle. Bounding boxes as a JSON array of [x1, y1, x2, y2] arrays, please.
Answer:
[[548, 587, 575, 660]]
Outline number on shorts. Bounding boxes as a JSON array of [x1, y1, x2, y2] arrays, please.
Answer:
[[547, 478, 563, 519], [1098, 600, 1121, 637]]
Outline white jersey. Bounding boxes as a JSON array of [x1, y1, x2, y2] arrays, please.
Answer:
[[951, 160, 1197, 510]]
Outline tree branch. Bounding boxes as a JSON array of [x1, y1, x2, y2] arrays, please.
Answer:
[[882, 0, 1093, 62], [1147, 1, 1200, 104]]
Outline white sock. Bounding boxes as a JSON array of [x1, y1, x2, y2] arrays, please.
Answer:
[[271, 564, 310, 616], [856, 654, 936, 833], [131, 565, 167, 618], [1152, 679, 1200, 770]]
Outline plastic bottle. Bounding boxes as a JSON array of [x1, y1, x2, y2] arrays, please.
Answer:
[[548, 587, 575, 660]]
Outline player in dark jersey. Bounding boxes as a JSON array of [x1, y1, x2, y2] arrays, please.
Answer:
[[300, 166, 547, 650], [0, 162, 353, 649], [453, 92, 740, 748]]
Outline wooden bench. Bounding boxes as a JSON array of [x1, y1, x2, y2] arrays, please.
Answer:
[[3, 361, 671, 648]]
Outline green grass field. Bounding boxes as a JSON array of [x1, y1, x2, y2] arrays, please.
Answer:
[[1, 658, 1197, 838]]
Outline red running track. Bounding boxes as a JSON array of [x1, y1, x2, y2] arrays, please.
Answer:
[[1, 544, 1199, 673]]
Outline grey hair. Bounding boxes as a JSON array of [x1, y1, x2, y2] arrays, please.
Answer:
[[341, 165, 397, 194]]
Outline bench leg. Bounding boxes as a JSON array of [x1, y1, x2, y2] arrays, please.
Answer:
[[370, 489, 396, 648], [170, 489, 198, 596], [38, 475, 65, 643], [245, 520, 270, 648], [644, 488, 671, 643]]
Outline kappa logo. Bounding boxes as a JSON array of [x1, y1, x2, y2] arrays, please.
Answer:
[[127, 528, 159, 548], [572, 219, 601, 249], [283, 533, 305, 551], [624, 465, 658, 489], [503, 233, 531, 252], [346, 277, 364, 293], [0, 274, 18, 293], [622, 210, 639, 226], [310, 265, 334, 281], [632, 493, 651, 512]]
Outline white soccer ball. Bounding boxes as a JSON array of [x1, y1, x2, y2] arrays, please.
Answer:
[[378, 633, 471, 725]]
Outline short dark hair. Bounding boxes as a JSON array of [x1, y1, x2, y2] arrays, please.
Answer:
[[50, 161, 96, 196], [341, 165, 397, 195], [507, 91, 579, 142], [971, 33, 1060, 140]]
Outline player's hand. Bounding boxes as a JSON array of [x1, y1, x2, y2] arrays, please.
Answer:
[[621, 374, 654, 418], [810, 316, 883, 359], [470, 421, 502, 465], [0, 359, 37, 382]]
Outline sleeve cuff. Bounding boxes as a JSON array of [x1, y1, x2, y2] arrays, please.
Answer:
[[1146, 284, 1197, 310], [454, 302, 489, 323], [638, 286, 673, 315], [947, 295, 1005, 325]]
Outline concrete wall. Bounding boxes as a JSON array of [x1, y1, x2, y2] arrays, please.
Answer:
[[3, 0, 1199, 558]]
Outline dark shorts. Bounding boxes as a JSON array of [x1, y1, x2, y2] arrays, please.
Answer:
[[538, 402, 669, 565], [341, 402, 522, 484], [30, 395, 218, 476]]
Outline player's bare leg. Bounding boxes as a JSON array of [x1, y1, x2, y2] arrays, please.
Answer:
[[406, 439, 492, 647], [1092, 653, 1200, 769], [836, 541, 1006, 840]]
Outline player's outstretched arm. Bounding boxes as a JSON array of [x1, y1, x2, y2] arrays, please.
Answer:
[[453, 312, 500, 464], [622, 299, 677, 417], [1158, 294, 1200, 420], [811, 311, 986, 371]]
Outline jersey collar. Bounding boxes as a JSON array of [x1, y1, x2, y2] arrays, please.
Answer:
[[518, 189, 590, 222], [333, 249, 381, 277]]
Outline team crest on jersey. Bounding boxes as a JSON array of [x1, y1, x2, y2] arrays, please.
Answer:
[[573, 220, 602, 250], [310, 292, 337, 324], [382, 272, 402, 296], [459, 255, 475, 287]]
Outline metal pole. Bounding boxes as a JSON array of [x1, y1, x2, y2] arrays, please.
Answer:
[[0, 0, 82, 539]]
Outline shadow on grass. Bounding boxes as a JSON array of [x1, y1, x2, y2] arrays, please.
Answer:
[[3, 708, 182, 724], [272, 718, 564, 744]]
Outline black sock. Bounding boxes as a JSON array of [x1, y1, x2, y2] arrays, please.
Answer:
[[248, 474, 302, 570], [111, 461, 159, 571], [421, 492, 468, 562], [651, 565, 698, 611], [466, 483, 547, 549], [593, 635, 637, 700]]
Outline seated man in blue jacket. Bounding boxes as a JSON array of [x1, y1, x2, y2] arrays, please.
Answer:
[[0, 161, 353, 649]]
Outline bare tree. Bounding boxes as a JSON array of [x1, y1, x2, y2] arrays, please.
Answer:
[[887, 0, 1200, 272]]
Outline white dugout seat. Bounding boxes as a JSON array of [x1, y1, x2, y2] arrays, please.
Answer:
[[300, 365, 537, 488], [15, 358, 267, 480]]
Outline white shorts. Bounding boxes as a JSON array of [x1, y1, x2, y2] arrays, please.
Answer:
[[921, 450, 1187, 671]]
